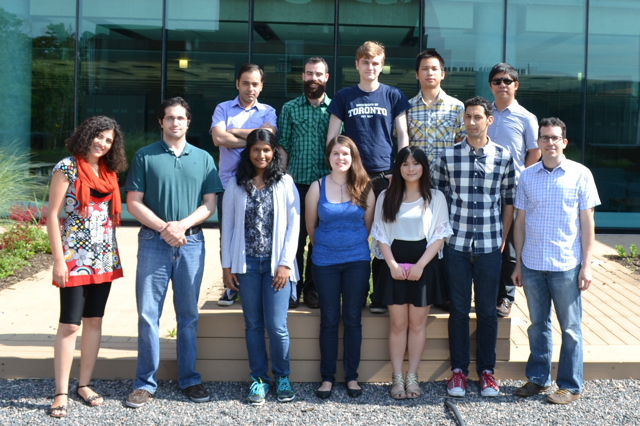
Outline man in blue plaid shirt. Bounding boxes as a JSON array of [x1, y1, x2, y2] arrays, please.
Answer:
[[511, 118, 600, 404], [432, 96, 516, 398]]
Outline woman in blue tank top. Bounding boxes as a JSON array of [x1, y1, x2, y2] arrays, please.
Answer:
[[305, 135, 375, 399]]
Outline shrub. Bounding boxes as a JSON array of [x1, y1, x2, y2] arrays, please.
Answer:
[[631, 244, 638, 258], [615, 245, 626, 258], [0, 222, 52, 279]]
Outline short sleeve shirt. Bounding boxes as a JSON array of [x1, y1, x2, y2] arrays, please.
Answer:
[[487, 100, 538, 180], [124, 140, 223, 222], [210, 97, 278, 188], [327, 83, 411, 173], [407, 89, 466, 163], [515, 159, 601, 271]]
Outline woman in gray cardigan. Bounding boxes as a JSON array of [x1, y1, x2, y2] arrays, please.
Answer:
[[221, 129, 300, 406]]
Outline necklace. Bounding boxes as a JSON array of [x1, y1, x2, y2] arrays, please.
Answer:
[[329, 175, 346, 202]]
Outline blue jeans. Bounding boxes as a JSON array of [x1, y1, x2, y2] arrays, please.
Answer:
[[238, 256, 291, 383], [133, 228, 204, 392], [313, 260, 370, 384], [444, 245, 501, 377], [521, 264, 583, 393]]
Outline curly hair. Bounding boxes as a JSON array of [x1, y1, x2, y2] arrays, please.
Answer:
[[382, 146, 433, 223], [325, 136, 371, 210], [65, 116, 128, 172], [236, 129, 285, 194]]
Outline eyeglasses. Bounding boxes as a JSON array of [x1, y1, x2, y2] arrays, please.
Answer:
[[491, 78, 515, 86], [539, 135, 564, 143]]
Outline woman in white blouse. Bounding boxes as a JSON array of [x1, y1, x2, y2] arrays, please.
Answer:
[[370, 146, 452, 399]]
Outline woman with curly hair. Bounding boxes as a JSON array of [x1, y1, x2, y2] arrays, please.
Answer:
[[221, 128, 300, 405], [370, 146, 452, 399], [305, 136, 374, 399], [45, 115, 128, 417]]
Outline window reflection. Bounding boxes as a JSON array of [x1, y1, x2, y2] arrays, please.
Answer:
[[78, 0, 163, 148], [586, 0, 640, 213], [252, 0, 334, 112], [505, 0, 586, 162], [166, 0, 249, 152]]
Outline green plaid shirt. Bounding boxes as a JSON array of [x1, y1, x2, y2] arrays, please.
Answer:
[[407, 89, 466, 163], [278, 94, 332, 185]]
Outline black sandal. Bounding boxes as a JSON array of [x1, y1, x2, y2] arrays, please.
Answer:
[[76, 385, 103, 406], [48, 393, 68, 418]]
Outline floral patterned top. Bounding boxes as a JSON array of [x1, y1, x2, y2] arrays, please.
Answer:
[[244, 184, 274, 257], [51, 157, 123, 287]]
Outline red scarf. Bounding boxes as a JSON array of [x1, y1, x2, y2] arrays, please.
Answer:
[[74, 155, 122, 226]]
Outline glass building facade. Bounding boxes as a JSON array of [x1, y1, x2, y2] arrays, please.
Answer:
[[1, 0, 639, 229]]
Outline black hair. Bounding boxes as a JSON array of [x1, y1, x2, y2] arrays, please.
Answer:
[[382, 146, 433, 223], [304, 57, 329, 73], [464, 96, 494, 118], [158, 96, 191, 121], [415, 49, 445, 72], [488, 63, 518, 83], [236, 129, 285, 193], [237, 63, 264, 82], [65, 115, 128, 172], [539, 117, 567, 139]]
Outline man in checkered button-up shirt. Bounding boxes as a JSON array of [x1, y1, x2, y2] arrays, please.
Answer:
[[432, 96, 516, 398]]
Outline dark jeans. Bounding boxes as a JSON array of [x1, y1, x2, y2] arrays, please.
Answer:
[[313, 260, 370, 383], [498, 222, 516, 303], [367, 172, 389, 304], [444, 245, 501, 377], [294, 183, 315, 300]]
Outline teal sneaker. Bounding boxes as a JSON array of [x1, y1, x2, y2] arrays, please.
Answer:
[[275, 376, 295, 402], [247, 376, 269, 406]]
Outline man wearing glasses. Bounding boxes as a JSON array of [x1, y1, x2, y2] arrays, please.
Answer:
[[487, 63, 540, 319], [511, 117, 599, 404]]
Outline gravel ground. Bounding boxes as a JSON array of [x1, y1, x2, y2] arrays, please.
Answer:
[[2, 378, 640, 425]]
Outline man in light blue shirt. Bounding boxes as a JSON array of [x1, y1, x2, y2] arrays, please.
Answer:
[[210, 63, 277, 306], [487, 63, 541, 318], [511, 117, 600, 404]]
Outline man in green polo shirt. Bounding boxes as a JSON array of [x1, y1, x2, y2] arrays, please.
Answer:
[[278, 56, 332, 309], [124, 97, 223, 408]]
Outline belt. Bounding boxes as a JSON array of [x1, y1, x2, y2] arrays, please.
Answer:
[[143, 225, 202, 236]]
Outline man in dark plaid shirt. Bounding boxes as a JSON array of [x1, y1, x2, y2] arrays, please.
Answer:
[[432, 96, 516, 398], [277, 57, 332, 309]]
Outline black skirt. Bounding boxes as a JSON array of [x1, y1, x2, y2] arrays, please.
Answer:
[[372, 239, 445, 307]]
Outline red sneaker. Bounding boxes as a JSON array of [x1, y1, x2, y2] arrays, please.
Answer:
[[479, 370, 499, 397], [447, 369, 466, 397]]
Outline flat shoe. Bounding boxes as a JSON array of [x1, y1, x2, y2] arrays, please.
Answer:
[[49, 393, 68, 418], [315, 384, 333, 399], [346, 387, 362, 398], [76, 385, 103, 406]]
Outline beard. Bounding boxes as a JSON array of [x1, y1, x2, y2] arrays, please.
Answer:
[[304, 80, 326, 100]]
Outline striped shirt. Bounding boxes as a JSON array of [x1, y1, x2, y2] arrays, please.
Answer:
[[407, 89, 466, 163], [515, 158, 600, 271], [277, 94, 332, 185], [432, 138, 516, 254]]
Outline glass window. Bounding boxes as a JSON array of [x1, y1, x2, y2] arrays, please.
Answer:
[[337, 0, 419, 98], [424, 0, 504, 102], [252, 0, 334, 112], [505, 0, 586, 161], [165, 0, 249, 153], [586, 0, 640, 217], [0, 0, 76, 165], [78, 0, 163, 150]]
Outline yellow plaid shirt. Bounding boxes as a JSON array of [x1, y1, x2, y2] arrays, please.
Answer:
[[407, 89, 466, 163]]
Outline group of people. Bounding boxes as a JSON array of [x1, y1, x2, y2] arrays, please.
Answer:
[[45, 40, 600, 417]]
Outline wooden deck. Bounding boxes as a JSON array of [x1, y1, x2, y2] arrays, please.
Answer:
[[1, 230, 639, 381]]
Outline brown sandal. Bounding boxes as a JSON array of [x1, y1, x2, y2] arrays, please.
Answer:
[[48, 393, 68, 418], [76, 385, 103, 406]]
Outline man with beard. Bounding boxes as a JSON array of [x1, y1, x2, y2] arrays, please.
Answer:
[[211, 63, 277, 306], [277, 57, 332, 309]]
